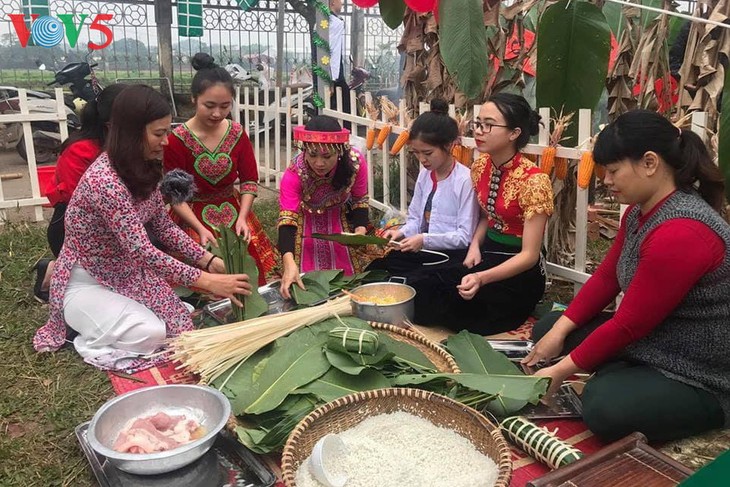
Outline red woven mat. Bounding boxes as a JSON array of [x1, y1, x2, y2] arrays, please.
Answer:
[[106, 361, 197, 395]]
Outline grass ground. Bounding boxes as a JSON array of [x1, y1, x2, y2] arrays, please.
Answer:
[[1, 198, 727, 486]]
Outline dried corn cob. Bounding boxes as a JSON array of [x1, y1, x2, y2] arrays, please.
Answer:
[[554, 157, 568, 180], [377, 124, 392, 148], [541, 146, 556, 175], [389, 130, 410, 155], [577, 151, 595, 189]]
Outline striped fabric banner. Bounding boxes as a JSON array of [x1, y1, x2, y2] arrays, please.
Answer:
[[178, 0, 203, 37]]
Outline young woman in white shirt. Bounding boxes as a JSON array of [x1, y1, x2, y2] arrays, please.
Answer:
[[366, 99, 479, 281]]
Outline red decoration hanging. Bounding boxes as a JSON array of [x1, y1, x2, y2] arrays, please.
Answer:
[[352, 0, 379, 7], [433, 0, 440, 23], [405, 0, 436, 13]]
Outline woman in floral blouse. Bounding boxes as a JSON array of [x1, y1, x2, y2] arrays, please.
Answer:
[[33, 85, 251, 369], [413, 93, 553, 334]]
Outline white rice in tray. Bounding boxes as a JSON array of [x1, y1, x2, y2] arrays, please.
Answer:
[[295, 411, 499, 487]]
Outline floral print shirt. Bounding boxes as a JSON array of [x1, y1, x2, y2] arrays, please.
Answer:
[[33, 153, 206, 352]]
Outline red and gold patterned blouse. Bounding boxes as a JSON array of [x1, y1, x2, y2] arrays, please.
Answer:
[[471, 152, 553, 239]]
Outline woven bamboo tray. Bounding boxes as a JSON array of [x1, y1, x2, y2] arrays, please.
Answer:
[[281, 387, 512, 487], [369, 321, 461, 374]]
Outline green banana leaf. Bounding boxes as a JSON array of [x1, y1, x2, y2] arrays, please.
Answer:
[[438, 0, 489, 100], [601, 1, 623, 38], [445, 330, 524, 376], [379, 0, 406, 30], [291, 273, 331, 305], [390, 372, 550, 416], [213, 226, 268, 320], [536, 0, 611, 146], [720, 65, 730, 201], [234, 327, 331, 415], [294, 368, 391, 402], [377, 333, 438, 373], [234, 395, 319, 454], [311, 233, 390, 246], [325, 348, 369, 375]]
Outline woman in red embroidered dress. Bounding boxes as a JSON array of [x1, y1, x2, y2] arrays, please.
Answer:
[[33, 86, 252, 370], [413, 93, 553, 334], [163, 53, 277, 285]]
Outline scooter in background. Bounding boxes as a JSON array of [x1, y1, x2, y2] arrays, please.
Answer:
[[0, 61, 100, 163]]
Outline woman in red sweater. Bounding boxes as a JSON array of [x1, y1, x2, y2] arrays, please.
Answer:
[[523, 110, 730, 442], [33, 84, 127, 301]]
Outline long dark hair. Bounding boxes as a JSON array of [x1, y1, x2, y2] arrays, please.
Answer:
[[106, 85, 171, 200], [61, 83, 127, 151], [303, 115, 354, 190], [593, 109, 726, 215], [190, 52, 234, 99], [409, 98, 458, 152], [487, 92, 541, 149]]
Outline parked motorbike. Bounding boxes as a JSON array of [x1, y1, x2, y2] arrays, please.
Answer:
[[0, 61, 99, 163], [226, 63, 315, 137]]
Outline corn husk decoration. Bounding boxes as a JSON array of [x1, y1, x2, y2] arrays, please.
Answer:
[[327, 327, 379, 355], [501, 416, 584, 469], [451, 112, 474, 167]]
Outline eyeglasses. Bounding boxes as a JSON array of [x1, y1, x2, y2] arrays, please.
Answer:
[[468, 121, 510, 133]]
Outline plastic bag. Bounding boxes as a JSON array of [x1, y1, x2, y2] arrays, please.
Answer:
[[376, 204, 407, 237]]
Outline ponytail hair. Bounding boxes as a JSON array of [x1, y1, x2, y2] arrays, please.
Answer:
[[409, 98, 459, 151], [61, 83, 127, 151], [593, 109, 727, 215]]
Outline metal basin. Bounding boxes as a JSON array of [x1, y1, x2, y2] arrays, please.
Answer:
[[349, 282, 416, 325], [87, 384, 231, 475]]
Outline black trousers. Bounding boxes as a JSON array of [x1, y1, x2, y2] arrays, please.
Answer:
[[47, 203, 67, 257], [532, 311, 725, 442]]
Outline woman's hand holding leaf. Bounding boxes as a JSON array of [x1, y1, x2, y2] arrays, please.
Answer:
[[281, 254, 305, 300], [399, 234, 424, 252], [353, 226, 367, 236], [382, 228, 403, 243], [197, 226, 218, 248], [235, 217, 251, 241], [522, 328, 565, 367], [209, 256, 226, 274], [199, 273, 252, 307]]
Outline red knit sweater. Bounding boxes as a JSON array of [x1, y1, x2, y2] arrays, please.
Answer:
[[567, 194, 726, 371], [45, 139, 101, 206]]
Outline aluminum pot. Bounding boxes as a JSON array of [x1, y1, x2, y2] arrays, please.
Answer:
[[349, 281, 416, 325], [87, 384, 230, 475]]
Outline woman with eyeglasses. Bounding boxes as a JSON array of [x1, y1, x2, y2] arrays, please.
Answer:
[[411, 93, 553, 334]]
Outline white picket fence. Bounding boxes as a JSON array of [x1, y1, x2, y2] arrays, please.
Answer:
[[0, 88, 68, 222], [2, 84, 710, 291]]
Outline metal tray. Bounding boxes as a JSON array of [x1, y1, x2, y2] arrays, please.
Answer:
[[75, 422, 276, 487], [519, 383, 583, 420], [203, 279, 339, 325]]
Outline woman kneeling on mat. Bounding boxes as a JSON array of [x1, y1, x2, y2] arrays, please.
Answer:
[[367, 99, 479, 280], [524, 109, 730, 442], [33, 85, 251, 369]]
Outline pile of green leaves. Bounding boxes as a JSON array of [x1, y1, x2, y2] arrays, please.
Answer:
[[212, 318, 548, 454], [291, 269, 388, 306], [212, 226, 268, 321]]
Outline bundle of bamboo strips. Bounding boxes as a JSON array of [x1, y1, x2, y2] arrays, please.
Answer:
[[169, 296, 353, 383]]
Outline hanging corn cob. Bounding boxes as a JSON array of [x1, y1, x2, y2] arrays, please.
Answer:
[[378, 96, 399, 149], [365, 101, 379, 150], [500, 416, 584, 469], [389, 111, 412, 155], [453, 111, 473, 167], [577, 151, 595, 189], [541, 146, 556, 175], [554, 157, 569, 180], [542, 111, 575, 177]]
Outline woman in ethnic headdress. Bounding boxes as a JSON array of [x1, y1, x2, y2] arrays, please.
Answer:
[[278, 115, 369, 299], [163, 53, 277, 285]]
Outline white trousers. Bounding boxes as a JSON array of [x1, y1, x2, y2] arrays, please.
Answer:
[[63, 265, 166, 363]]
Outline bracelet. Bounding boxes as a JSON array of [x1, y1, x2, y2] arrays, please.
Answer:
[[205, 255, 218, 272]]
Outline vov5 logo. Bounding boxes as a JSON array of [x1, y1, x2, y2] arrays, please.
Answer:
[[9, 13, 114, 50]]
